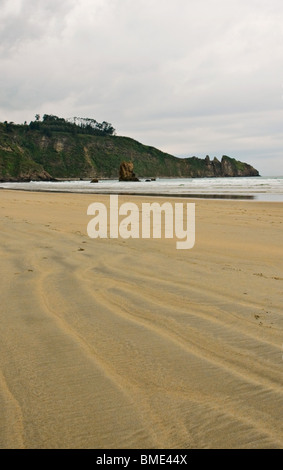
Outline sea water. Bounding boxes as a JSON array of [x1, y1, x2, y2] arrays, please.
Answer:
[[1, 177, 283, 201]]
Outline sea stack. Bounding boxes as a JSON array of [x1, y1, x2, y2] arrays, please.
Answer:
[[119, 161, 139, 181]]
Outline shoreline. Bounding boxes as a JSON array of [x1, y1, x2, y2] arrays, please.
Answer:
[[1, 175, 283, 202], [0, 187, 256, 200], [2, 186, 283, 203]]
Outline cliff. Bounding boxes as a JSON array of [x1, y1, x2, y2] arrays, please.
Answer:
[[0, 121, 259, 181]]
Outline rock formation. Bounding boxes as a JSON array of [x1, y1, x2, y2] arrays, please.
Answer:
[[191, 155, 259, 178], [119, 161, 139, 181], [0, 168, 53, 182]]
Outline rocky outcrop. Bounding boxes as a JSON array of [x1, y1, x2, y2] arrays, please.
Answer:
[[19, 169, 54, 182], [0, 169, 53, 182], [119, 161, 139, 181], [220, 155, 259, 177], [191, 155, 259, 178], [203, 155, 221, 176]]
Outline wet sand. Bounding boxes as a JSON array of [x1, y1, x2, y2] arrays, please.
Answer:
[[0, 190, 282, 449]]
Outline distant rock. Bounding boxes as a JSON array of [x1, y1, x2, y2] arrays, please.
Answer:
[[191, 155, 259, 178], [119, 161, 139, 181], [220, 155, 259, 177], [90, 178, 99, 183], [0, 169, 54, 182]]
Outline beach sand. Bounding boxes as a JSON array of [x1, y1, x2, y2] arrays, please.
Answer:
[[0, 190, 282, 449]]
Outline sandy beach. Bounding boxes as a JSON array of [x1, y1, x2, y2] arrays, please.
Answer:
[[0, 189, 282, 449]]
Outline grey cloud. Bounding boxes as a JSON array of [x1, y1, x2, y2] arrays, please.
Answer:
[[1, 0, 283, 174], [0, 0, 75, 53]]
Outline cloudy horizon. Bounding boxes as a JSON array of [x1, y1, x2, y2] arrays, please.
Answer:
[[1, 0, 283, 175]]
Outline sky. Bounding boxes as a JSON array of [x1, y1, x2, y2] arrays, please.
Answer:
[[1, 0, 283, 175]]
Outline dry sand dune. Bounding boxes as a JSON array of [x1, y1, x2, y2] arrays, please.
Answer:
[[0, 190, 282, 448]]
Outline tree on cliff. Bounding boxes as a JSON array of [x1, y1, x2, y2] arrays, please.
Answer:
[[28, 114, 116, 137]]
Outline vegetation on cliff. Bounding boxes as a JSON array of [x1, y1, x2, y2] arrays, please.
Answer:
[[0, 116, 259, 181]]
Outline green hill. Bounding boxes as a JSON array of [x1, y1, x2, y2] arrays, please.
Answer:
[[0, 117, 259, 181]]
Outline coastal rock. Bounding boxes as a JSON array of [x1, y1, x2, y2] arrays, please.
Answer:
[[221, 156, 237, 177], [0, 169, 54, 182], [220, 155, 259, 177], [183, 155, 259, 178], [119, 161, 139, 181]]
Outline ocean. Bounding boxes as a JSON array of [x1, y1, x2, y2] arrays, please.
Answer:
[[1, 176, 283, 201]]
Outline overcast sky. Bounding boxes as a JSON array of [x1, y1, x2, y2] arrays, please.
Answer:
[[1, 0, 283, 175]]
